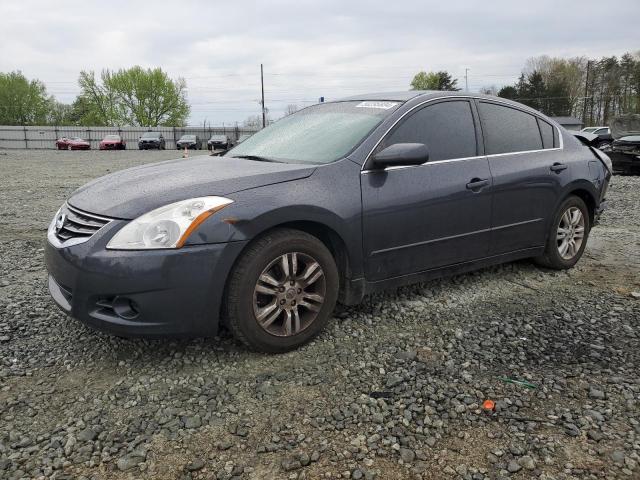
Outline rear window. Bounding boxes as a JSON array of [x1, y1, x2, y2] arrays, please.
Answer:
[[478, 102, 543, 154]]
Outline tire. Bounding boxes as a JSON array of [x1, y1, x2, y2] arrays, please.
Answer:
[[224, 229, 339, 353], [535, 195, 590, 270]]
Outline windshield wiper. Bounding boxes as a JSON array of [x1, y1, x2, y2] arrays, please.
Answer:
[[230, 154, 281, 163]]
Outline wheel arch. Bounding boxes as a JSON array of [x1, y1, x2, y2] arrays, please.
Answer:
[[565, 186, 597, 224], [220, 219, 358, 319]]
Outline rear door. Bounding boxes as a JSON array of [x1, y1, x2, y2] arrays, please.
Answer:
[[361, 99, 493, 281], [476, 101, 564, 254]]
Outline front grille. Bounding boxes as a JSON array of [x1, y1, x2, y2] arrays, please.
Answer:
[[55, 203, 112, 243]]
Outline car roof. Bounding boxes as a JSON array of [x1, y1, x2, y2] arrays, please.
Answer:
[[335, 90, 558, 121], [338, 91, 437, 102], [337, 90, 523, 104]]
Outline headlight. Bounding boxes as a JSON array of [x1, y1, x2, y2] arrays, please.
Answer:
[[106, 196, 233, 250]]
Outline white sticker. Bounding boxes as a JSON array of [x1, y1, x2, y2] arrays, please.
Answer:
[[356, 101, 399, 110]]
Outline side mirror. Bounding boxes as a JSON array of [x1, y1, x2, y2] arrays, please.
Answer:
[[370, 143, 429, 169]]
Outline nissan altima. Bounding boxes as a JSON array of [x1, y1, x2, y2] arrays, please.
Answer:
[[45, 91, 611, 352]]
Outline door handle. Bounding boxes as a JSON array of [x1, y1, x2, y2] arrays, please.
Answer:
[[550, 162, 568, 172], [466, 178, 490, 190]]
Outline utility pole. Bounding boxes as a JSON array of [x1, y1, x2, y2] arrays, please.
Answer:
[[260, 64, 266, 129], [465, 68, 469, 91], [582, 61, 591, 127]]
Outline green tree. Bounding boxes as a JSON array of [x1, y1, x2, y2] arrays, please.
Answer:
[[0, 71, 52, 125], [498, 70, 572, 116], [77, 66, 190, 126], [497, 85, 518, 100], [410, 71, 460, 91], [47, 101, 74, 125]]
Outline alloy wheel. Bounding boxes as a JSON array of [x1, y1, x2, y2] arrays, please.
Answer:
[[253, 252, 326, 337], [556, 206, 585, 260]]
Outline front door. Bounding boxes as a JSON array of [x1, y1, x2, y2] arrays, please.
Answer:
[[361, 99, 493, 281]]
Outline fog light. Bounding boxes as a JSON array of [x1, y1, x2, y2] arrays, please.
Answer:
[[112, 296, 140, 320]]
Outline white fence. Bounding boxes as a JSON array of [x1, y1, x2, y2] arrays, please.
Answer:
[[0, 125, 260, 150]]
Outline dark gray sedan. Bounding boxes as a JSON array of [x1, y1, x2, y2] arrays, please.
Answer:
[[176, 134, 202, 150], [45, 91, 611, 352]]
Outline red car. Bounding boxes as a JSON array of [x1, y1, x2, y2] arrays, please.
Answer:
[[99, 134, 126, 150], [55, 137, 91, 150]]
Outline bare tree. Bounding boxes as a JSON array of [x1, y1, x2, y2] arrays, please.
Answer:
[[479, 85, 498, 96], [284, 104, 299, 116]]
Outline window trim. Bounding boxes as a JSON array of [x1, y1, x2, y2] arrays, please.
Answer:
[[361, 95, 563, 174]]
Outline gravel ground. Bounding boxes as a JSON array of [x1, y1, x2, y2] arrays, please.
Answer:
[[0, 149, 639, 480]]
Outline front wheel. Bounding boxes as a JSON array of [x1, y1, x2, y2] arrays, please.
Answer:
[[535, 195, 590, 269], [224, 229, 339, 353]]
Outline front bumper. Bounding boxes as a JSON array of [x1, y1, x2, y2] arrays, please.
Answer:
[[138, 142, 161, 149], [45, 221, 247, 337]]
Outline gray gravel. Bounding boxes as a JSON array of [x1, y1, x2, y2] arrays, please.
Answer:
[[1, 149, 639, 480]]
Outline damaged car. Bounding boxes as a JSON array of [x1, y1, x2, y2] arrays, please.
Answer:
[[45, 91, 611, 352], [609, 114, 640, 174]]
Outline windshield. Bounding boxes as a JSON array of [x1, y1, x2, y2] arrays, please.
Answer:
[[210, 135, 227, 141], [180, 135, 196, 141], [104, 135, 120, 140], [581, 127, 598, 133], [142, 132, 159, 138], [227, 101, 400, 164]]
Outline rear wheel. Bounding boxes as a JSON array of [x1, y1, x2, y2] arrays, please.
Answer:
[[224, 229, 339, 353], [535, 195, 590, 269]]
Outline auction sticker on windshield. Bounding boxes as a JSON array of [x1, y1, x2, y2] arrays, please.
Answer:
[[356, 101, 399, 109]]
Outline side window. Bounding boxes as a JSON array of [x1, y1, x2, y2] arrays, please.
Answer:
[[380, 100, 477, 161], [478, 102, 543, 154], [537, 118, 555, 149]]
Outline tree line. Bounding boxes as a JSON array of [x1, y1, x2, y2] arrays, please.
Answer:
[[3, 53, 639, 128], [410, 51, 640, 126], [0, 67, 190, 127]]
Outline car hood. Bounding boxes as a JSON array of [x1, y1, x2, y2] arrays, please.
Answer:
[[613, 135, 640, 144], [610, 114, 640, 139], [68, 155, 316, 219]]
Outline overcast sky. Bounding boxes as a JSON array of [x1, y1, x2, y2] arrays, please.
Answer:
[[1, 0, 638, 125]]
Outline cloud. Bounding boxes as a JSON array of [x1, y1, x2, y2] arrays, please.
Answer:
[[1, 0, 638, 124]]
